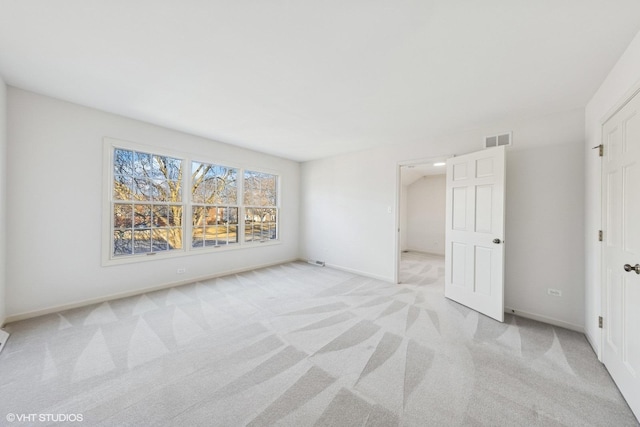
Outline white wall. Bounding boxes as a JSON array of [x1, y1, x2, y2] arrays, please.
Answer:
[[6, 88, 300, 319], [0, 76, 6, 326], [584, 30, 640, 354], [405, 174, 446, 255], [301, 108, 586, 330]]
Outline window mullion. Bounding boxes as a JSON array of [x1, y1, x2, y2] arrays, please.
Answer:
[[238, 168, 245, 245], [185, 157, 192, 252]]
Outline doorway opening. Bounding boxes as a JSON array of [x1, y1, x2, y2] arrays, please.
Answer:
[[395, 157, 448, 285], [395, 147, 507, 322]]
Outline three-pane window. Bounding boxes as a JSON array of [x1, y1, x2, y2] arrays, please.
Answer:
[[109, 144, 278, 261]]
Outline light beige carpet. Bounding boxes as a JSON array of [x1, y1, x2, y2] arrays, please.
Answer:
[[0, 252, 637, 426]]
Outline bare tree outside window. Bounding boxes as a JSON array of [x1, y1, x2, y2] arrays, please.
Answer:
[[109, 144, 280, 260], [191, 162, 239, 247], [244, 170, 278, 242], [112, 148, 184, 256]]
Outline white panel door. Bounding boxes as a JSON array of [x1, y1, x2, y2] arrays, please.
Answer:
[[445, 146, 506, 322], [602, 90, 640, 419]]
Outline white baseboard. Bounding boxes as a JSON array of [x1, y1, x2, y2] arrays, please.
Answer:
[[505, 306, 584, 333], [5, 258, 299, 324], [323, 262, 393, 283], [404, 248, 445, 257]]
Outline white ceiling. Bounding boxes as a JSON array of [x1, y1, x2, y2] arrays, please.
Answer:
[[1, 1, 639, 162]]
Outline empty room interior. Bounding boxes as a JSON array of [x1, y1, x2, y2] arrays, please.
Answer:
[[1, 1, 640, 426]]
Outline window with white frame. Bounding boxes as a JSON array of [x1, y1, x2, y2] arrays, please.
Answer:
[[191, 162, 239, 248], [105, 139, 280, 264], [243, 170, 278, 242], [112, 148, 184, 256]]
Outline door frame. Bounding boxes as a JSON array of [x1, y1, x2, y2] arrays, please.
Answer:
[[599, 81, 640, 361], [394, 155, 452, 284]]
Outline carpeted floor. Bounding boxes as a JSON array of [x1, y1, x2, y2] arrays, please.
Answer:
[[0, 252, 637, 426]]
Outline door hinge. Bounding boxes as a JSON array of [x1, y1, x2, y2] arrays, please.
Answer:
[[598, 230, 603, 242], [593, 144, 603, 156], [598, 316, 603, 328]]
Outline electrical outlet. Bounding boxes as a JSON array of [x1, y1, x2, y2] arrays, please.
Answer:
[[548, 288, 562, 297], [177, 268, 186, 274]]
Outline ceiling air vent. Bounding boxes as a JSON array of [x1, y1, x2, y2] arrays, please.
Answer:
[[485, 132, 512, 148]]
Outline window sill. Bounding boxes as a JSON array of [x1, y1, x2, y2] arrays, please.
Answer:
[[102, 239, 282, 267]]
